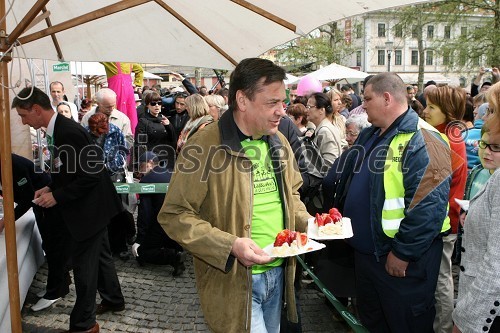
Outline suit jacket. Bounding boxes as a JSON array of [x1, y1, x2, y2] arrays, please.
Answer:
[[452, 169, 500, 333], [50, 114, 123, 241]]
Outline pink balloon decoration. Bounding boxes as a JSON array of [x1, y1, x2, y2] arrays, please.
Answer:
[[296, 75, 322, 96]]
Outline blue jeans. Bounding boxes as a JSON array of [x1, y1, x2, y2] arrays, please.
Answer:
[[251, 266, 284, 333]]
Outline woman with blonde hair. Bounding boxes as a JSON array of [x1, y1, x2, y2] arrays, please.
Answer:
[[177, 94, 214, 152], [204, 94, 226, 120], [326, 88, 348, 149]]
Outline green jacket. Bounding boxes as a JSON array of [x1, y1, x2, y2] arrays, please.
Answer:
[[158, 110, 310, 332]]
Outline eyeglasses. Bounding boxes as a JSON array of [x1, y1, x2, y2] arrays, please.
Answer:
[[149, 101, 162, 106], [306, 105, 317, 110], [346, 131, 359, 137], [478, 140, 500, 152]]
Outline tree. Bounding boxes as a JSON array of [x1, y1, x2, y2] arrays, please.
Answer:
[[273, 22, 356, 73]]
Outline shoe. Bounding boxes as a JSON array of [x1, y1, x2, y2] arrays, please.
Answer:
[[36, 290, 46, 298], [31, 297, 61, 311], [118, 251, 129, 261], [96, 302, 125, 315], [172, 251, 187, 277], [62, 322, 99, 333]]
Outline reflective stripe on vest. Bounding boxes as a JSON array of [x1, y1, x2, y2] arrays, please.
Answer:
[[382, 119, 451, 238]]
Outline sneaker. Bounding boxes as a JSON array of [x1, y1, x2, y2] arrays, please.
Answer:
[[31, 297, 61, 311]]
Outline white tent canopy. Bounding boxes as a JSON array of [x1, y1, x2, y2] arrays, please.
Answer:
[[306, 63, 370, 83], [8, 0, 434, 70]]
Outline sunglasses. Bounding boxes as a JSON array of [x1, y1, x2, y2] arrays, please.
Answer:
[[149, 101, 162, 106]]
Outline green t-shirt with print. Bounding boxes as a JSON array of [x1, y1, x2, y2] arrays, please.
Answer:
[[241, 139, 284, 274]]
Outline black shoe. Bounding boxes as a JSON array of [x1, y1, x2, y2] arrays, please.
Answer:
[[96, 302, 125, 315], [172, 251, 186, 277], [136, 256, 145, 267]]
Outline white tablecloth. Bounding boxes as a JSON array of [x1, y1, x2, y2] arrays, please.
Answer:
[[0, 210, 44, 332]]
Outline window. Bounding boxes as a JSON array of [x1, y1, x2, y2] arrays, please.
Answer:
[[445, 26, 452, 38], [461, 27, 467, 36], [355, 24, 362, 39], [427, 25, 434, 39], [395, 25, 403, 38], [411, 50, 418, 65], [443, 50, 450, 65], [378, 50, 385, 65], [378, 23, 386, 37], [411, 25, 418, 38], [459, 50, 466, 66], [395, 50, 402, 65], [426, 50, 433, 65], [356, 51, 362, 67]]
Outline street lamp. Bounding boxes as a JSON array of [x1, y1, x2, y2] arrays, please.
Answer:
[[385, 41, 394, 72]]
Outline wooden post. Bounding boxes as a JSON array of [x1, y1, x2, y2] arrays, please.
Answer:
[[0, 0, 22, 331]]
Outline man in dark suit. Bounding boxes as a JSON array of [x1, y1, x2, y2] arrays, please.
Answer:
[[13, 87, 125, 333]]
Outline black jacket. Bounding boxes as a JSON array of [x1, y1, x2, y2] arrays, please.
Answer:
[[0, 154, 51, 220], [50, 114, 123, 241], [135, 112, 176, 165]]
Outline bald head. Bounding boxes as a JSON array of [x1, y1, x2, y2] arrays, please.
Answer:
[[95, 88, 117, 116]]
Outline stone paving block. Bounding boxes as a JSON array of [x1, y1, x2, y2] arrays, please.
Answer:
[[21, 254, 350, 332]]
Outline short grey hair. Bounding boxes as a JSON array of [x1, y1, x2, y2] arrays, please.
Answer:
[[345, 114, 371, 132], [95, 88, 117, 103]]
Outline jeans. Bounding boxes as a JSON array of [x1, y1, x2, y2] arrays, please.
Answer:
[[251, 266, 284, 333]]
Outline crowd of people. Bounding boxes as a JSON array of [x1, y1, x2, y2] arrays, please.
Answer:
[[1, 59, 499, 333]]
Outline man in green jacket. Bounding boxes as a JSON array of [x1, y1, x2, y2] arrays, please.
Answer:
[[158, 58, 310, 333]]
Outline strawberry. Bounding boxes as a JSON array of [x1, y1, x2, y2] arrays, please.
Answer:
[[315, 213, 325, 227], [296, 232, 308, 247], [323, 215, 334, 225], [274, 230, 290, 247], [289, 231, 297, 244], [329, 208, 343, 223]]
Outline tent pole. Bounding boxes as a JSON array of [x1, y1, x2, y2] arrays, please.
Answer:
[[0, 2, 23, 331]]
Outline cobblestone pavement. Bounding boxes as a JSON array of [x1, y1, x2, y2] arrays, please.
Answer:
[[21, 254, 351, 332]]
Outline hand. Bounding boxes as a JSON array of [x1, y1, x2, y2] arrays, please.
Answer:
[[385, 251, 408, 278], [492, 67, 500, 83], [0, 218, 4, 233], [231, 237, 273, 267], [170, 71, 184, 81], [34, 186, 51, 199], [452, 324, 462, 333], [161, 116, 170, 126], [33, 192, 57, 208], [479, 66, 486, 76], [459, 211, 467, 227]]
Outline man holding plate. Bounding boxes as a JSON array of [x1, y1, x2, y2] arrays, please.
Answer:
[[158, 58, 311, 333]]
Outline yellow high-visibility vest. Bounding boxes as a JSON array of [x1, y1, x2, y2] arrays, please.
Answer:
[[382, 119, 451, 238]]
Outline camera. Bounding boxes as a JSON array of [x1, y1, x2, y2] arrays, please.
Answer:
[[485, 68, 492, 72]]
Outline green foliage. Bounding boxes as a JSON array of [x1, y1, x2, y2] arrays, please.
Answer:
[[274, 22, 356, 73]]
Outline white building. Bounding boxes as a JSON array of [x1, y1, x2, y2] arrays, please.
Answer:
[[338, 10, 489, 87]]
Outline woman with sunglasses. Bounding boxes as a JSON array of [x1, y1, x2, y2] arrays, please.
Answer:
[[135, 92, 176, 167], [453, 82, 500, 333]]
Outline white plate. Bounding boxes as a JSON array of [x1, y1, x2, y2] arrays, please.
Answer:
[[307, 217, 354, 240], [262, 238, 326, 258]]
